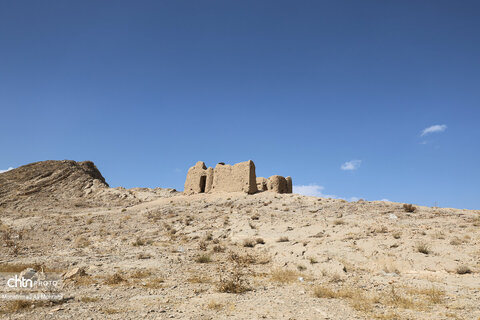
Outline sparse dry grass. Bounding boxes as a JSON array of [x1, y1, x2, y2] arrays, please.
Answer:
[[0, 299, 62, 314], [195, 254, 212, 263], [206, 300, 223, 310], [188, 275, 212, 283], [130, 269, 152, 279], [270, 268, 301, 284], [104, 272, 127, 285], [142, 276, 164, 289], [312, 282, 445, 317], [405, 286, 445, 304], [80, 296, 100, 303], [450, 237, 463, 245], [0, 262, 64, 274], [416, 242, 431, 255], [74, 236, 91, 248]]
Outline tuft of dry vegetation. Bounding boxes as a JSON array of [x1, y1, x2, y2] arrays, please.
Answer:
[[243, 239, 256, 248], [456, 265, 472, 275], [416, 242, 431, 255], [270, 268, 301, 284], [403, 204, 417, 212], [104, 272, 127, 285], [195, 254, 212, 263]]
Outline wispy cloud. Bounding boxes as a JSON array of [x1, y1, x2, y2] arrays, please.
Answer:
[[0, 167, 14, 174], [293, 184, 337, 198], [293, 184, 362, 202], [421, 124, 447, 136], [341, 160, 361, 171]]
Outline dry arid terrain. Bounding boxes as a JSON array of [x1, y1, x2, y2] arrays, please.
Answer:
[[1, 161, 479, 319]]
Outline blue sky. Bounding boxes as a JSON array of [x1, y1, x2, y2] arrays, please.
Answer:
[[1, 1, 479, 209]]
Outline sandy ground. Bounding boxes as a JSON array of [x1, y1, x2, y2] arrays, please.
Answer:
[[1, 191, 479, 319]]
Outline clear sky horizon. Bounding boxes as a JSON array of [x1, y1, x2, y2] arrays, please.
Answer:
[[1, 1, 479, 209]]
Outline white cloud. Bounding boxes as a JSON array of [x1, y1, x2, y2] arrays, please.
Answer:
[[421, 124, 447, 136], [294, 184, 366, 203], [0, 167, 14, 174], [341, 160, 361, 171], [293, 184, 337, 198]]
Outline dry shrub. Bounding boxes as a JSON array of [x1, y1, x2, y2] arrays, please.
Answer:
[[0, 263, 64, 276], [243, 239, 256, 248], [74, 236, 91, 248], [217, 268, 250, 294], [132, 237, 152, 246], [392, 231, 402, 239], [217, 252, 252, 294], [270, 269, 300, 284], [416, 242, 431, 254], [403, 204, 416, 212], [195, 254, 212, 263], [0, 300, 32, 313], [104, 273, 127, 285], [143, 277, 164, 289], [130, 269, 152, 279], [456, 265, 472, 275], [386, 286, 416, 309], [206, 301, 223, 310], [406, 286, 445, 304], [80, 296, 100, 303], [0, 299, 63, 314], [188, 275, 212, 283], [212, 245, 225, 253], [255, 238, 265, 244], [449, 237, 463, 245], [277, 236, 289, 242]]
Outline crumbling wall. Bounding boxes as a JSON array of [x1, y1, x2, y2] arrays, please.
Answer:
[[267, 175, 289, 194], [205, 167, 214, 193], [256, 177, 268, 192], [286, 176, 293, 193], [184, 161, 208, 195], [211, 160, 257, 194], [183, 160, 291, 195]]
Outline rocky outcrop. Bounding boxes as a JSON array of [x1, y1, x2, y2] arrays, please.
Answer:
[[184, 160, 292, 195], [0, 160, 178, 211]]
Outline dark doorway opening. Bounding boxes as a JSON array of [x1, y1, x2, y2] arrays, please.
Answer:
[[199, 176, 206, 193]]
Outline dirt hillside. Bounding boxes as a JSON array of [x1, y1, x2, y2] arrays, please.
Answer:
[[0, 160, 177, 212], [0, 161, 479, 319]]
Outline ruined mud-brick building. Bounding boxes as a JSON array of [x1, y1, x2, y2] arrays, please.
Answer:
[[184, 160, 292, 195]]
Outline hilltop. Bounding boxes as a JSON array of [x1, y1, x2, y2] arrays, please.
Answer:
[[0, 160, 479, 319]]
